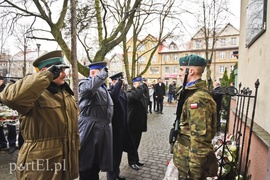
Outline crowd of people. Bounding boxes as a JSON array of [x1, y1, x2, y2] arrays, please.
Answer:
[[0, 51, 221, 180]]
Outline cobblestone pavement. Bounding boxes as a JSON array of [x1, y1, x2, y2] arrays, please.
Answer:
[[0, 104, 177, 180]]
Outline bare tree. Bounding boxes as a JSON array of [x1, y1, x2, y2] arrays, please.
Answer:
[[119, 0, 179, 84], [0, 0, 142, 77], [188, 0, 231, 86], [12, 24, 32, 77], [70, 0, 79, 102]]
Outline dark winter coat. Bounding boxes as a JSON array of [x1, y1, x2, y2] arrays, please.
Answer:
[[155, 82, 166, 99], [126, 85, 148, 133], [109, 81, 134, 168], [142, 83, 150, 104], [78, 68, 114, 171]]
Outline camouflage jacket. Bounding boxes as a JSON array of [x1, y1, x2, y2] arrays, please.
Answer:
[[173, 79, 217, 179]]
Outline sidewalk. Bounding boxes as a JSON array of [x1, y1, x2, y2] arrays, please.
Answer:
[[0, 105, 177, 180]]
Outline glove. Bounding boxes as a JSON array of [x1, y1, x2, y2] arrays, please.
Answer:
[[47, 65, 68, 79]]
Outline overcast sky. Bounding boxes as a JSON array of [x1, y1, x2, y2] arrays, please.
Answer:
[[6, 0, 240, 56]]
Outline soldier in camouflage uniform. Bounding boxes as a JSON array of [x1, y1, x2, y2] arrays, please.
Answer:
[[173, 54, 218, 180]]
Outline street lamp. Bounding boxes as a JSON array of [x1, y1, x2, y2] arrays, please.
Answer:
[[36, 43, 41, 57]]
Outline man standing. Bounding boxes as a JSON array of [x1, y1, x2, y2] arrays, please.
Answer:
[[0, 76, 17, 154], [173, 54, 218, 179], [168, 81, 176, 104], [107, 72, 127, 180], [78, 62, 114, 180], [155, 78, 166, 114], [142, 78, 150, 113], [0, 50, 79, 179], [152, 80, 158, 112], [127, 77, 148, 170]]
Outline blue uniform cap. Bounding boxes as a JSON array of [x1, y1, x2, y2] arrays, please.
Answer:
[[88, 62, 107, 70], [132, 77, 142, 82]]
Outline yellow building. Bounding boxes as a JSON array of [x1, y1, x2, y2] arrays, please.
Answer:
[[126, 34, 161, 84], [109, 24, 239, 87], [189, 23, 239, 81]]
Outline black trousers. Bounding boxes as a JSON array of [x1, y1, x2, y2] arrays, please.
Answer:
[[148, 101, 152, 112], [107, 138, 124, 179], [128, 131, 142, 165], [153, 97, 158, 111], [157, 98, 164, 113], [0, 125, 16, 147], [79, 166, 100, 180]]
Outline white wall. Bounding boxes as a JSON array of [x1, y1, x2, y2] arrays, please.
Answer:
[[238, 0, 270, 133]]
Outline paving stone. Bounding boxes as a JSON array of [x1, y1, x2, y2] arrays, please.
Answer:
[[0, 105, 177, 180]]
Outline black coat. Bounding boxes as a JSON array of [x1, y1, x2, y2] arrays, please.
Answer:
[[212, 86, 222, 113], [127, 85, 148, 132], [155, 82, 166, 99], [109, 81, 130, 153], [142, 83, 150, 104]]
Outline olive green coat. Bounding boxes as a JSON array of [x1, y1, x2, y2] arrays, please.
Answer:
[[0, 71, 79, 180], [173, 79, 217, 179]]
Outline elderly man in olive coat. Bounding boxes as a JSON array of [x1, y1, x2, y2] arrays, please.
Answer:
[[0, 50, 79, 180]]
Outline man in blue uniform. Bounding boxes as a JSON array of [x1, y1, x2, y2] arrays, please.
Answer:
[[78, 62, 114, 180], [107, 72, 127, 180], [126, 77, 148, 170]]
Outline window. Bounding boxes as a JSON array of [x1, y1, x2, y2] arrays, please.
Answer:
[[220, 52, 226, 59], [208, 39, 212, 48], [230, 52, 236, 59], [219, 65, 225, 73], [231, 37, 237, 45], [173, 55, 178, 61], [137, 44, 146, 51], [150, 67, 159, 74], [173, 67, 178, 73], [165, 67, 170, 73], [139, 56, 146, 63], [165, 55, 170, 62], [221, 38, 226, 46], [128, 56, 132, 63], [169, 43, 177, 50], [151, 56, 156, 63], [230, 65, 234, 72], [196, 40, 201, 48]]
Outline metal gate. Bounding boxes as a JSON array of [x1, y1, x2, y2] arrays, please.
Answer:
[[212, 79, 260, 180]]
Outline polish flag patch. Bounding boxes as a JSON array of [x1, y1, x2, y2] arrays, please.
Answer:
[[190, 103, 198, 109]]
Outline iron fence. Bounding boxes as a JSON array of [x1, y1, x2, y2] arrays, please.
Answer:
[[213, 79, 260, 180]]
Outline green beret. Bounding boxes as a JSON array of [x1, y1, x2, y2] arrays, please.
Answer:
[[33, 50, 68, 70], [179, 54, 207, 67]]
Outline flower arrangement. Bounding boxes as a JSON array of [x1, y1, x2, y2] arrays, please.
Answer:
[[212, 133, 243, 180]]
